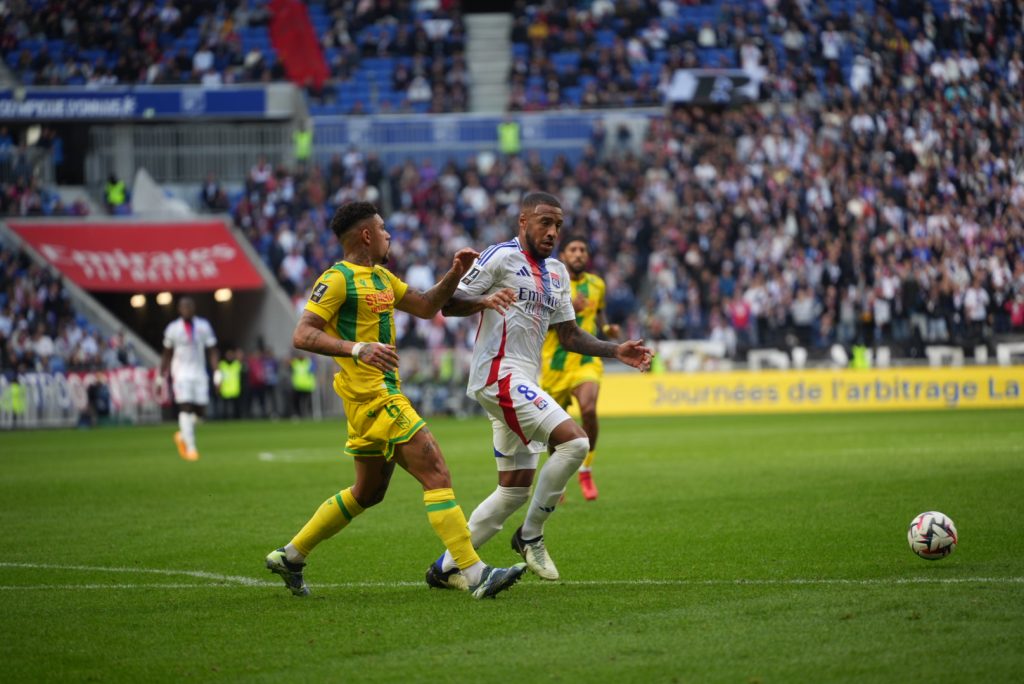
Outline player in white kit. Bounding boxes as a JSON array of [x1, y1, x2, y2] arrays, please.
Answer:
[[160, 297, 218, 461], [426, 192, 652, 586]]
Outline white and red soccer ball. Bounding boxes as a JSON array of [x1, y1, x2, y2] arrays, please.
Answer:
[[907, 511, 958, 560]]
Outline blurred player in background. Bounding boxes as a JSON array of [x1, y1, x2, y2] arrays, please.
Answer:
[[540, 235, 620, 501], [160, 296, 218, 462], [427, 192, 651, 587], [264, 201, 526, 600]]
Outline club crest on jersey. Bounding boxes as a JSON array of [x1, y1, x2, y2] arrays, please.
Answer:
[[533, 397, 549, 410], [310, 282, 328, 303], [550, 273, 562, 289]]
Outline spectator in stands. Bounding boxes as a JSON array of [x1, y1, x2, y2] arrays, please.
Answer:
[[199, 0, 1024, 368], [0, 247, 128, 375]]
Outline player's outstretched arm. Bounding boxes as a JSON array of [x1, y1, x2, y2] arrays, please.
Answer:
[[292, 310, 398, 372], [397, 248, 482, 319], [441, 287, 517, 317], [552, 320, 653, 371]]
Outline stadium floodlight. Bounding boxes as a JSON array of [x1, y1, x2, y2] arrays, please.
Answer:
[[156, 291, 173, 305], [130, 294, 146, 308], [214, 288, 233, 302]]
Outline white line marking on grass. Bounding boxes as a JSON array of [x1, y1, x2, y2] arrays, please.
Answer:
[[0, 562, 266, 586], [0, 563, 1022, 590], [0, 583, 276, 591]]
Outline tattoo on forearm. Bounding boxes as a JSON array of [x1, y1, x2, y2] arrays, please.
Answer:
[[422, 269, 461, 313], [559, 323, 617, 358], [295, 325, 344, 356]]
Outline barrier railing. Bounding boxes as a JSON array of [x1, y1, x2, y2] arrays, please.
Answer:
[[5, 346, 1022, 429]]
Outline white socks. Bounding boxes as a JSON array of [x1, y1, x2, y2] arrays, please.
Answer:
[[441, 485, 530, 572], [284, 543, 305, 564], [461, 561, 485, 585], [438, 437, 588, 574], [520, 437, 589, 539], [178, 411, 197, 452]]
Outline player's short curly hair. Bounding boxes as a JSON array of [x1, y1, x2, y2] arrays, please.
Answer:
[[520, 191, 561, 212], [330, 201, 379, 239], [560, 234, 588, 252]]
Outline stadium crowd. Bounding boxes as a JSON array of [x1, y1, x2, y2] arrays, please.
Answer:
[[0, 0, 468, 114], [0, 247, 139, 376], [3, 0, 1023, 360], [509, 0, 1023, 111], [225, 0, 1024, 361]]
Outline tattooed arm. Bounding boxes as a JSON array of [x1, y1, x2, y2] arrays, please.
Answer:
[[292, 310, 398, 372], [441, 288, 517, 317], [552, 319, 653, 371]]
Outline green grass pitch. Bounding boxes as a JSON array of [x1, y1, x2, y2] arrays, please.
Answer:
[[2, 410, 1023, 683]]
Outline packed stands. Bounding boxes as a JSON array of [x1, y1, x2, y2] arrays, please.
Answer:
[[0, 0, 468, 114], [509, 0, 1020, 110], [223, 0, 1023, 361], [5, 0, 1023, 362], [0, 246, 138, 375]]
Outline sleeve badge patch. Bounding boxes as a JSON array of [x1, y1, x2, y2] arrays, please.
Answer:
[[310, 282, 328, 303]]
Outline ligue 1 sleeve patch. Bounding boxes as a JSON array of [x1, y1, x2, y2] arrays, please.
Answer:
[[310, 282, 328, 303], [461, 267, 481, 285]]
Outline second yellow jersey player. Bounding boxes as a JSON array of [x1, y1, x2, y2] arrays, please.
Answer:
[[540, 269, 607, 407], [540, 236, 620, 501]]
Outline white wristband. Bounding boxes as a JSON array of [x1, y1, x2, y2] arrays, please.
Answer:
[[351, 342, 365, 360]]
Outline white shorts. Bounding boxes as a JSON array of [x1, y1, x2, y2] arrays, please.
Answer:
[[473, 372, 571, 471], [173, 375, 210, 406]]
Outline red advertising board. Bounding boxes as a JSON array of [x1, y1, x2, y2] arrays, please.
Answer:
[[7, 220, 264, 292]]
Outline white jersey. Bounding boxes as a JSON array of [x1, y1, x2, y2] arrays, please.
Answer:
[[163, 316, 217, 380], [459, 237, 575, 393]]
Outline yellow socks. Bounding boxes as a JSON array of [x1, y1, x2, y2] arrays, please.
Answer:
[[289, 487, 481, 573], [290, 487, 364, 557], [581, 450, 596, 470], [424, 488, 480, 570]]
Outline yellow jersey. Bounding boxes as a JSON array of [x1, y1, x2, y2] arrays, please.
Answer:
[[541, 271, 606, 373], [304, 261, 409, 404]]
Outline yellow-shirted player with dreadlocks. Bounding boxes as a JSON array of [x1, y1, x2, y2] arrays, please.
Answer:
[[540, 235, 620, 501], [265, 201, 525, 599]]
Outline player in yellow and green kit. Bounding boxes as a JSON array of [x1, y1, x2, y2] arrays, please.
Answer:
[[265, 201, 525, 599], [540, 235, 620, 501]]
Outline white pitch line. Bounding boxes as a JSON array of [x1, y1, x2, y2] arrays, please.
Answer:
[[0, 583, 259, 591], [0, 562, 266, 586], [0, 563, 1021, 590]]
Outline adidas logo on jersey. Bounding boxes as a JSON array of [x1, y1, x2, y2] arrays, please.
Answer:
[[516, 266, 530, 277]]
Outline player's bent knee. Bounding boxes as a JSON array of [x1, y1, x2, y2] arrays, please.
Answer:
[[554, 436, 589, 465]]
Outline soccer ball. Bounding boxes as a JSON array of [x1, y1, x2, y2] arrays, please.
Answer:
[[907, 511, 958, 560]]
